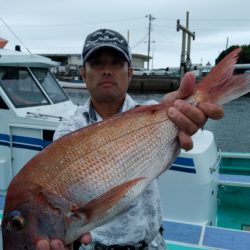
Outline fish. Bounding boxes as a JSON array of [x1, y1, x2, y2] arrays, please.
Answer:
[[2, 48, 250, 250]]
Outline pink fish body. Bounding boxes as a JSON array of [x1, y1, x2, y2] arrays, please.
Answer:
[[2, 48, 250, 249]]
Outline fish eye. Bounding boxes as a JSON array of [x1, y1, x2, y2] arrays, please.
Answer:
[[7, 211, 25, 231]]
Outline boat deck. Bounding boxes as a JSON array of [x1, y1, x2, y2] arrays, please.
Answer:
[[163, 220, 250, 250], [219, 174, 250, 187]]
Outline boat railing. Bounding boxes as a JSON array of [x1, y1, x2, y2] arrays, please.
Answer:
[[26, 111, 63, 121], [210, 148, 222, 173]]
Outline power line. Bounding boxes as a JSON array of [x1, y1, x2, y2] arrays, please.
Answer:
[[0, 17, 32, 54], [131, 32, 148, 49]]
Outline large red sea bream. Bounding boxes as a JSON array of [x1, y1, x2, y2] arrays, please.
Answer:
[[2, 48, 250, 249]]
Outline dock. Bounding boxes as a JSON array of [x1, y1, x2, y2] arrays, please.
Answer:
[[58, 76, 180, 93], [58, 81, 86, 89], [129, 75, 180, 93]]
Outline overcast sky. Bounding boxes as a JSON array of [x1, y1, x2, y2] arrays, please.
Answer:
[[1, 0, 250, 68]]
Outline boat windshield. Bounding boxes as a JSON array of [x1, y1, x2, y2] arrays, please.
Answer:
[[0, 66, 69, 108], [31, 68, 68, 103], [0, 66, 49, 108]]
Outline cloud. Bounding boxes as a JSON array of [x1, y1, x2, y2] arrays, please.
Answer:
[[1, 0, 250, 67]]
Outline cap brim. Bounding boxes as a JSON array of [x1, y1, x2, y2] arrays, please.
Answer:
[[82, 44, 131, 64]]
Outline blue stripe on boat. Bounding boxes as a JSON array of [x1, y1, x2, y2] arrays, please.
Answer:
[[12, 143, 43, 151], [169, 157, 196, 173], [170, 165, 196, 173], [203, 226, 250, 250], [0, 133, 52, 151], [173, 157, 195, 167], [162, 220, 202, 244], [0, 134, 10, 141], [12, 135, 51, 148], [0, 141, 10, 147]]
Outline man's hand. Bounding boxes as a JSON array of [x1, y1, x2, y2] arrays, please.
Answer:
[[161, 72, 224, 150], [36, 233, 92, 250], [36, 240, 69, 250]]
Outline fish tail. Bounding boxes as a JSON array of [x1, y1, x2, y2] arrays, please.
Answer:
[[194, 48, 250, 105]]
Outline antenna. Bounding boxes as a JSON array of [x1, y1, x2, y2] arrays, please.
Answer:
[[0, 17, 32, 54]]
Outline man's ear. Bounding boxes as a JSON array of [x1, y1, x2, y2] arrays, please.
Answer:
[[128, 66, 133, 81], [80, 66, 86, 80]]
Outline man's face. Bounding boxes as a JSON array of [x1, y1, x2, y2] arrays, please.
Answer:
[[81, 48, 132, 103]]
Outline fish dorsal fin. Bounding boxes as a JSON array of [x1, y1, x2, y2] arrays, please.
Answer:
[[72, 177, 145, 221]]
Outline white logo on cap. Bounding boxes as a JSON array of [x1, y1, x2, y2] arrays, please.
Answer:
[[85, 30, 125, 48]]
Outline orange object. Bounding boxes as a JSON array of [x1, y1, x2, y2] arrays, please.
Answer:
[[0, 38, 8, 48]]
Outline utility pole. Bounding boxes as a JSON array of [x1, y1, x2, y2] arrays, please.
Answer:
[[151, 41, 156, 69], [127, 30, 130, 44], [145, 14, 155, 70], [177, 12, 195, 79], [225, 37, 229, 55]]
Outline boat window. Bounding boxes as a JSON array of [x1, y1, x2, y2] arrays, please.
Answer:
[[0, 95, 9, 109], [43, 129, 55, 146], [31, 68, 68, 103], [0, 66, 49, 108]]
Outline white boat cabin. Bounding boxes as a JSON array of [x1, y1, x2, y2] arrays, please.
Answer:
[[0, 48, 77, 195]]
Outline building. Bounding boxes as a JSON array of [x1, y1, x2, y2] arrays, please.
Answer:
[[131, 53, 151, 69], [40, 52, 151, 80]]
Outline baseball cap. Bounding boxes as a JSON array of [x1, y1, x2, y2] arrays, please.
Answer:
[[82, 29, 132, 65]]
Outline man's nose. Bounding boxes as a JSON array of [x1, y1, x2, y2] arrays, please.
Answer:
[[102, 62, 112, 76]]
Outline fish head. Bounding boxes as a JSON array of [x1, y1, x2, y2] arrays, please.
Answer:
[[2, 186, 67, 250], [2, 203, 41, 250]]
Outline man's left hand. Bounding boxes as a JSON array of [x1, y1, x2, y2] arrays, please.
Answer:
[[161, 72, 224, 150]]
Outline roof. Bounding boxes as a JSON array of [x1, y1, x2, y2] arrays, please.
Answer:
[[0, 49, 58, 67], [132, 53, 152, 60], [39, 52, 151, 60]]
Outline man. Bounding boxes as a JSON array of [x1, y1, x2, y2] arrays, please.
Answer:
[[36, 29, 223, 250]]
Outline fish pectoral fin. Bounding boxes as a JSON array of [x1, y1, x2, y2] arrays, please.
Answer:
[[73, 177, 145, 221]]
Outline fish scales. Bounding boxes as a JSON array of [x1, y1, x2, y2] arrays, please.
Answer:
[[3, 105, 179, 248], [3, 48, 250, 249], [41, 106, 176, 205], [59, 111, 178, 205], [11, 104, 166, 188], [63, 112, 178, 242]]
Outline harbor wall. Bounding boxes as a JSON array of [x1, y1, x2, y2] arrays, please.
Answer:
[[129, 76, 180, 93]]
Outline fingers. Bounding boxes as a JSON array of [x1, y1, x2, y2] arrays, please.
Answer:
[[197, 102, 224, 120], [161, 72, 196, 106], [168, 100, 224, 151], [36, 233, 92, 250], [36, 240, 69, 250], [177, 72, 196, 99], [168, 99, 206, 135], [79, 232, 92, 245], [177, 130, 193, 151], [161, 71, 224, 152], [36, 240, 50, 250], [50, 240, 69, 250], [176, 99, 207, 127]]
